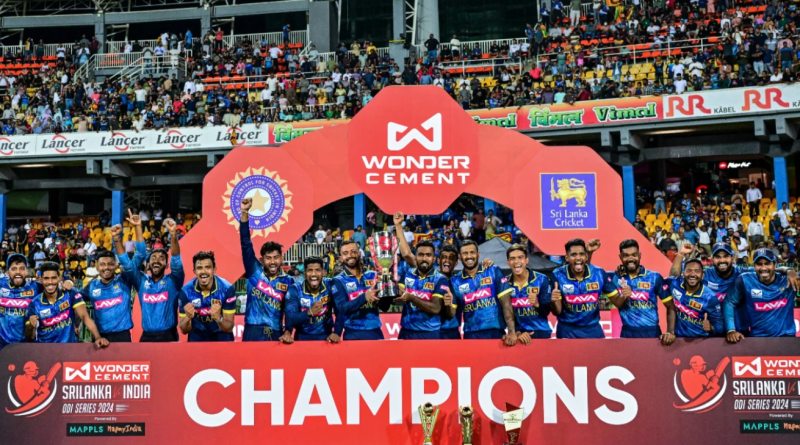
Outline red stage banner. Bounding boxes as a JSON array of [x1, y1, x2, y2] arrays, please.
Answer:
[[2, 339, 799, 443]]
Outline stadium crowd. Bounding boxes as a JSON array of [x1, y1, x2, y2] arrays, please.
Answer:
[[4, 0, 800, 133]]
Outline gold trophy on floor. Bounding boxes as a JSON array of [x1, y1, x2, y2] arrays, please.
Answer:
[[459, 405, 474, 445], [418, 402, 440, 445], [502, 403, 525, 445]]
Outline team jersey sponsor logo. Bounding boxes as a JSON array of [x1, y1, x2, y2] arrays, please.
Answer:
[[225, 296, 237, 303], [38, 308, 52, 317], [423, 282, 434, 291], [637, 282, 651, 289], [92, 289, 102, 297], [405, 278, 415, 288], [629, 291, 650, 301], [346, 282, 357, 292], [715, 292, 726, 302], [0, 288, 8, 296], [706, 282, 719, 290], [142, 292, 169, 304], [300, 298, 311, 307], [94, 296, 123, 309], [407, 289, 432, 301], [480, 277, 492, 286], [347, 289, 366, 301], [673, 299, 699, 318], [500, 277, 508, 284], [59, 301, 70, 311], [41, 311, 70, 327], [751, 289, 763, 298], [191, 298, 202, 307], [754, 298, 788, 312], [687, 299, 703, 310], [564, 293, 598, 304], [511, 297, 531, 307], [256, 281, 284, 301], [458, 283, 470, 293], [463, 287, 492, 304], [197, 307, 212, 316], [276, 283, 288, 292], [562, 284, 575, 293], [586, 282, 600, 291], [439, 285, 449, 292]]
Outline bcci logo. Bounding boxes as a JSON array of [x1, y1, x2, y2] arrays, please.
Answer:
[[540, 173, 598, 230], [673, 355, 730, 413], [5, 361, 61, 417], [222, 167, 293, 237]]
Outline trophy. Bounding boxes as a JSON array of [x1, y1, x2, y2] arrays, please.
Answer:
[[418, 402, 440, 445], [459, 405, 474, 445], [369, 231, 399, 301], [502, 403, 525, 445]]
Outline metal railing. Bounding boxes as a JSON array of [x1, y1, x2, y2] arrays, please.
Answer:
[[438, 57, 524, 77], [534, 36, 718, 67], [106, 30, 308, 54], [285, 242, 337, 264]]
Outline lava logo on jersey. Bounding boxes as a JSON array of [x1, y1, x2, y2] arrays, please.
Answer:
[[94, 296, 123, 309], [407, 289, 432, 301], [629, 291, 649, 301], [564, 293, 598, 304], [0, 298, 31, 309], [5, 361, 61, 417], [256, 281, 284, 301], [673, 355, 729, 413], [754, 299, 788, 312], [40, 311, 69, 327], [463, 287, 492, 304], [511, 297, 531, 307], [673, 299, 699, 318], [222, 166, 293, 237], [142, 292, 169, 304]]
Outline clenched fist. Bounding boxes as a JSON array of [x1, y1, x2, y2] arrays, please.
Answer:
[[183, 302, 196, 319]]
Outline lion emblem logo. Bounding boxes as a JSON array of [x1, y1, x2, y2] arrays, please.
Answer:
[[550, 177, 587, 208]]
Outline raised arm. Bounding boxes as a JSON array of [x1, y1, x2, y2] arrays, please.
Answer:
[[670, 242, 694, 277], [238, 198, 261, 278], [586, 239, 600, 264], [164, 218, 185, 287], [549, 280, 563, 316], [393, 212, 416, 266], [127, 208, 144, 243], [110, 224, 125, 255]]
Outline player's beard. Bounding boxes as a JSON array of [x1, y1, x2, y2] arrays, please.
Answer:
[[624, 259, 639, 273], [11, 274, 26, 287], [418, 260, 432, 275], [345, 256, 359, 269], [149, 261, 166, 280]]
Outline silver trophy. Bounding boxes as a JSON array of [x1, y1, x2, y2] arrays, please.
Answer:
[[369, 231, 399, 301]]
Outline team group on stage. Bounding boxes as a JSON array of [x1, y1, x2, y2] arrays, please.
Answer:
[[0, 200, 796, 348]]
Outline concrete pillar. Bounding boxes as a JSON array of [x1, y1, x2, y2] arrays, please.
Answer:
[[0, 194, 6, 238], [201, 8, 212, 39], [652, 159, 667, 190], [774, 157, 789, 210], [484, 198, 496, 216], [112, 190, 125, 226], [417, 0, 440, 45], [354, 193, 366, 229], [308, 0, 338, 53], [94, 14, 105, 54], [622, 165, 636, 223]]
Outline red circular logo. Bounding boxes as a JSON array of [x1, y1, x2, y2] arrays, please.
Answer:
[[718, 162, 727, 169]]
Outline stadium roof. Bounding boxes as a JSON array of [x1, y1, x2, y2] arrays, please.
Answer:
[[0, 0, 279, 17]]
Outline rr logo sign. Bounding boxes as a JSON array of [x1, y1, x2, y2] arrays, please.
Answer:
[[387, 113, 442, 152], [666, 95, 711, 117], [743, 88, 790, 111]]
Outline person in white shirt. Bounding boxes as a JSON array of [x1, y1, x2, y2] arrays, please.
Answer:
[[268, 45, 283, 60], [727, 214, 742, 233], [673, 73, 687, 93], [124, 42, 132, 53], [509, 40, 521, 58], [183, 78, 196, 94], [267, 75, 279, 92], [260, 87, 272, 106], [433, 74, 445, 88], [403, 226, 415, 245], [775, 202, 793, 228], [153, 207, 163, 230], [314, 225, 326, 244], [745, 182, 762, 218], [450, 35, 461, 58], [459, 214, 473, 239], [139, 209, 150, 223], [696, 225, 712, 256], [734, 233, 749, 264], [770, 69, 783, 83], [747, 218, 764, 246]]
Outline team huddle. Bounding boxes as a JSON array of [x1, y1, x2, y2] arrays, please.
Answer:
[[0, 202, 796, 348]]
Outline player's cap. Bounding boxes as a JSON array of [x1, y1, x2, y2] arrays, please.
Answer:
[[753, 248, 777, 263], [6, 253, 28, 267], [711, 243, 734, 256]]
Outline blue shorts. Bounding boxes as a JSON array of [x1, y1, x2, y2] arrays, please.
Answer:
[[398, 329, 440, 340], [188, 330, 234, 342], [295, 332, 329, 341], [344, 328, 384, 341], [620, 325, 661, 338], [440, 328, 461, 340], [242, 324, 282, 341], [520, 329, 552, 339], [556, 322, 604, 339], [463, 329, 504, 340]]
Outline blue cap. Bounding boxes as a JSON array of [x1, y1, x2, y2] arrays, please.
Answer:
[[711, 243, 734, 256], [6, 253, 28, 267], [753, 248, 777, 263]]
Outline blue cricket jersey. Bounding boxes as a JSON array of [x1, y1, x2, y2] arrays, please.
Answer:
[[724, 272, 797, 337], [704, 266, 749, 332], [117, 241, 185, 333], [178, 276, 237, 336], [665, 277, 722, 338], [398, 268, 449, 332], [0, 277, 42, 345], [331, 268, 381, 331], [79, 272, 136, 335], [551, 264, 618, 327], [26, 290, 83, 343], [507, 269, 552, 334], [610, 267, 668, 328], [450, 265, 512, 333], [285, 279, 338, 336], [240, 221, 294, 330]]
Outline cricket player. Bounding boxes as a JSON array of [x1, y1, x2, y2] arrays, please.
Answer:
[[506, 243, 552, 343], [178, 251, 236, 341], [285, 257, 340, 342]]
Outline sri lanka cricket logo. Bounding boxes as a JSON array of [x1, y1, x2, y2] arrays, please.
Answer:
[[222, 167, 292, 237], [6, 361, 61, 417], [673, 355, 729, 413], [550, 177, 587, 208]]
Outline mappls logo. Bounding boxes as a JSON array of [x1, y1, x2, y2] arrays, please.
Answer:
[[673, 355, 729, 413], [5, 361, 61, 417], [347, 86, 479, 213]]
